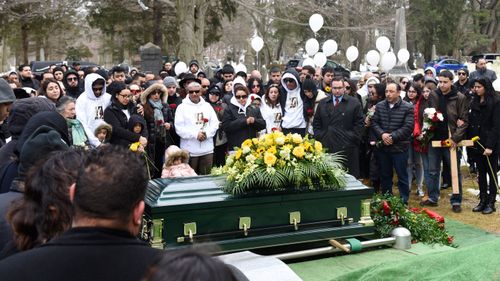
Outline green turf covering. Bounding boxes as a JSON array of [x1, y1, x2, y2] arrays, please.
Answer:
[[289, 220, 500, 281]]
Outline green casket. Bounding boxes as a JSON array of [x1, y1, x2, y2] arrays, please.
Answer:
[[141, 175, 374, 253]]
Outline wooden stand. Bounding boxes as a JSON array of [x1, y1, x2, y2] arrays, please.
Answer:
[[431, 139, 473, 194]]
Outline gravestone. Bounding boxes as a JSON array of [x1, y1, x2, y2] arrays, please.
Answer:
[[140, 42, 162, 74]]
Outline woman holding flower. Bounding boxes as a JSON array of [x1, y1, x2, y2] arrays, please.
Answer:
[[206, 85, 228, 167], [405, 83, 425, 196], [141, 83, 175, 178], [467, 78, 500, 214], [222, 85, 266, 151]]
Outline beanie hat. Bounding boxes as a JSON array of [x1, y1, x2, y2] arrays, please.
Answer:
[[221, 64, 235, 74], [0, 79, 16, 104], [163, 76, 178, 88], [424, 76, 438, 86], [7, 97, 56, 138], [189, 60, 200, 68], [18, 125, 69, 178]]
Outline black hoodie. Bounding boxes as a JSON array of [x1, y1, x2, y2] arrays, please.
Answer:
[[63, 70, 83, 99]]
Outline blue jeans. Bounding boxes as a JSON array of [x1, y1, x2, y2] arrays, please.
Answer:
[[376, 149, 410, 204], [427, 146, 462, 205]]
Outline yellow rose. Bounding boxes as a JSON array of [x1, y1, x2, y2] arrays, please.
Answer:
[[275, 136, 285, 146], [267, 146, 277, 155], [252, 138, 259, 145], [264, 152, 277, 166], [129, 142, 140, 152], [256, 146, 265, 154], [292, 146, 305, 158], [242, 139, 253, 148], [292, 133, 303, 144], [303, 141, 312, 152], [235, 149, 243, 160], [314, 141, 323, 153]]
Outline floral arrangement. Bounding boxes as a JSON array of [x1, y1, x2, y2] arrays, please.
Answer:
[[212, 131, 347, 196], [415, 107, 443, 149], [371, 194, 454, 246]]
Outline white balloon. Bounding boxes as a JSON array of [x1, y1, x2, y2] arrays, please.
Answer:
[[346, 46, 359, 62], [313, 52, 327, 67], [174, 61, 187, 76], [235, 63, 247, 74], [376, 36, 391, 53], [322, 40, 338, 56], [397, 48, 410, 64], [309, 14, 324, 33], [302, 57, 316, 68], [380, 52, 397, 71], [366, 50, 380, 66], [251, 36, 264, 52], [305, 38, 320, 56]]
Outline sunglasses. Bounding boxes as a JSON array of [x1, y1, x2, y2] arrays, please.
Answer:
[[202, 85, 209, 89], [401, 81, 408, 84], [235, 95, 248, 100], [67, 77, 78, 81], [458, 72, 466, 76], [188, 90, 201, 94], [130, 89, 141, 94], [119, 94, 132, 99], [92, 86, 104, 92], [283, 78, 295, 83], [151, 91, 161, 95], [251, 84, 260, 89]]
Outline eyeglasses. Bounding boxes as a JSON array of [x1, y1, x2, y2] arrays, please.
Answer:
[[283, 78, 295, 83], [251, 84, 260, 89], [188, 90, 201, 94], [458, 72, 467, 76], [235, 95, 248, 100], [119, 94, 132, 99], [67, 77, 78, 81]]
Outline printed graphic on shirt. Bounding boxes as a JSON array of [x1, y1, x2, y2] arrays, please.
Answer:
[[195, 112, 205, 126], [290, 97, 298, 109], [274, 112, 282, 123], [95, 106, 104, 120]]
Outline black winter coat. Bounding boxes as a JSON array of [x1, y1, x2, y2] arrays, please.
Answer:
[[222, 104, 266, 150], [371, 98, 414, 153], [467, 95, 500, 152], [313, 95, 364, 152], [103, 101, 143, 147]]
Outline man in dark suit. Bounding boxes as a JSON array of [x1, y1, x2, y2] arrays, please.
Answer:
[[313, 76, 364, 178], [0, 146, 162, 281]]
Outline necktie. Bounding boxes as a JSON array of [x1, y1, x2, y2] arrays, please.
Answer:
[[334, 97, 340, 107]]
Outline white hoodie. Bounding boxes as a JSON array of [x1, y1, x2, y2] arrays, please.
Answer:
[[174, 96, 219, 157], [75, 73, 111, 148], [280, 73, 306, 129]]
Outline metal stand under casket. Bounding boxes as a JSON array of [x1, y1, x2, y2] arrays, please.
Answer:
[[141, 175, 375, 253]]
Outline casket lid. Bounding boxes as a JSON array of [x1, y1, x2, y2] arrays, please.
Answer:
[[145, 175, 370, 211]]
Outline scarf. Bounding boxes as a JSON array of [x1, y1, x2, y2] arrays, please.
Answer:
[[67, 119, 88, 147], [149, 98, 164, 123]]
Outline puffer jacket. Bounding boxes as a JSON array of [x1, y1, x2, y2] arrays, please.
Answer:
[[371, 98, 414, 153]]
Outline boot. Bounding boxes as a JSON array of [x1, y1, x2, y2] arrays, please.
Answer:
[[482, 203, 496, 214], [472, 195, 487, 212]]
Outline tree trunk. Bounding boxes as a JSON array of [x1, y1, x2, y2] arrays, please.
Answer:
[[153, 0, 164, 51], [21, 20, 29, 64], [176, 0, 196, 61], [194, 0, 210, 62]]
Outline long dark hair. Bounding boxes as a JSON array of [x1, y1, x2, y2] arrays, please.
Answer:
[[404, 82, 422, 103], [264, 84, 280, 108], [472, 77, 495, 104], [247, 77, 264, 96], [39, 78, 63, 102], [7, 149, 85, 251]]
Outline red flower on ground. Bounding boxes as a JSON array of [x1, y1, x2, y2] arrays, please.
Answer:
[[382, 201, 391, 215], [447, 236, 454, 244]]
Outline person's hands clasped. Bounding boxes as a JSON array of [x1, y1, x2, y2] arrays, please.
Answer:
[[381, 133, 393, 146]]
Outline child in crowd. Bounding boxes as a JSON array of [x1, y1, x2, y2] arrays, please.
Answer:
[[161, 145, 197, 178], [94, 122, 112, 144]]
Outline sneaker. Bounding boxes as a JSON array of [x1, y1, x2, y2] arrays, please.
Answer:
[[417, 187, 425, 197], [441, 183, 450, 190], [452, 205, 462, 213], [420, 199, 438, 207]]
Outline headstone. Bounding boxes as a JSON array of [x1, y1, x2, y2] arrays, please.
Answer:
[[140, 42, 162, 74], [392, 7, 411, 75]]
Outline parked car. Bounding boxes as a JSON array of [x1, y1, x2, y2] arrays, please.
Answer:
[[29, 60, 100, 77], [471, 53, 500, 64], [423, 58, 467, 74], [286, 59, 350, 78]]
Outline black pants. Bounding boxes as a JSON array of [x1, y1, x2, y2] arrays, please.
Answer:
[[473, 152, 498, 202], [282, 127, 306, 137]]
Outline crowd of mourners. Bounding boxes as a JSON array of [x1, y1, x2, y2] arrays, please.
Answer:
[[0, 57, 498, 280]]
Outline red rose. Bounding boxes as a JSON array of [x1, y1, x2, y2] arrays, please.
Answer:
[[382, 201, 391, 215], [432, 115, 439, 122], [447, 236, 454, 244], [169, 104, 177, 110], [306, 108, 314, 117], [202, 118, 209, 123], [156, 120, 164, 125], [251, 96, 255, 101], [214, 106, 222, 112], [271, 127, 278, 132]]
